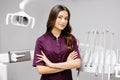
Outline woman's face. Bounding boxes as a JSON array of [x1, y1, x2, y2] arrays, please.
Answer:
[[54, 10, 68, 31]]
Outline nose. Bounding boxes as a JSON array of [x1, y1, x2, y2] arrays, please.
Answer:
[[61, 18, 66, 23]]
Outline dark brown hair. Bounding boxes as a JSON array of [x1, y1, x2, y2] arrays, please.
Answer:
[[46, 5, 73, 51]]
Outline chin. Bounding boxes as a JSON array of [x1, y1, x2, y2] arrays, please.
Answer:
[[59, 28, 65, 31]]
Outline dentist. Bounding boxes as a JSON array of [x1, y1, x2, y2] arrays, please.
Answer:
[[33, 5, 81, 80]]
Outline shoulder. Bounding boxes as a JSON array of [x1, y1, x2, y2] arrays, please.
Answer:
[[69, 33, 76, 40], [70, 34, 79, 44]]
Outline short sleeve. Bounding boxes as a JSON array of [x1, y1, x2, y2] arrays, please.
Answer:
[[72, 36, 81, 59], [32, 38, 45, 67]]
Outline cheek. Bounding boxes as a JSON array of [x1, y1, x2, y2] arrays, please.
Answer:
[[65, 21, 68, 25], [54, 22, 58, 26]]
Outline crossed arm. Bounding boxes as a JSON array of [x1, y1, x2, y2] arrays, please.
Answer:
[[36, 51, 81, 74]]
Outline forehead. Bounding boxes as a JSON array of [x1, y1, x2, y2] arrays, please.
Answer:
[[58, 10, 68, 17]]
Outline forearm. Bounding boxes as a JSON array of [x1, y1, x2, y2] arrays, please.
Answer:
[[50, 59, 81, 69], [36, 65, 65, 74]]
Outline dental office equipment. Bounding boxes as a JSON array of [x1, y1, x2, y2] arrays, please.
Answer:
[[6, 0, 35, 29], [117, 49, 120, 64], [89, 30, 99, 67], [6, 11, 35, 29], [0, 63, 7, 80], [84, 29, 97, 67], [115, 49, 120, 78], [82, 31, 90, 67], [8, 49, 31, 63], [108, 32, 114, 80], [80, 28, 117, 80], [95, 32, 105, 78], [101, 29, 108, 80], [10, 53, 25, 62]]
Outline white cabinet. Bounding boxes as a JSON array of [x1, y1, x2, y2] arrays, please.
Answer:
[[0, 63, 7, 80]]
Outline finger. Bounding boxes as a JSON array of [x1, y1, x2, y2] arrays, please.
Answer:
[[36, 54, 43, 58], [38, 57, 43, 60], [71, 53, 77, 57], [36, 57, 43, 63], [69, 51, 75, 56], [73, 55, 78, 59], [36, 59, 42, 63], [71, 51, 77, 56], [41, 51, 45, 56], [36, 54, 41, 57], [71, 52, 78, 59]]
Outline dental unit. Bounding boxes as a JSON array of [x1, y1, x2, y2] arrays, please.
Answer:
[[80, 28, 117, 80]]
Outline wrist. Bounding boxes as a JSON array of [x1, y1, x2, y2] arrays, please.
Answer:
[[48, 62, 55, 67]]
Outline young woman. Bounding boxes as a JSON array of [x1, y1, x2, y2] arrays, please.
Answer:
[[33, 5, 81, 80]]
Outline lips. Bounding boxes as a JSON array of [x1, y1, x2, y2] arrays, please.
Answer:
[[59, 23, 65, 27], [59, 24, 65, 28]]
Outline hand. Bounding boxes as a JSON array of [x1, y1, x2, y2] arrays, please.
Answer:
[[36, 51, 53, 66], [67, 51, 78, 62]]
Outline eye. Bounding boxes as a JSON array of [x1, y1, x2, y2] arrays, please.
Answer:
[[57, 16, 62, 19], [65, 17, 68, 20]]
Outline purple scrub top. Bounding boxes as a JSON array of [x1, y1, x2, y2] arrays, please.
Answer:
[[33, 32, 81, 80]]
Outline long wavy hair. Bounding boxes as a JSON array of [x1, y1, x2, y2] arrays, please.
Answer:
[[46, 5, 73, 51]]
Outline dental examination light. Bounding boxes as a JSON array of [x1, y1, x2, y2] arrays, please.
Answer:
[[6, 0, 35, 29]]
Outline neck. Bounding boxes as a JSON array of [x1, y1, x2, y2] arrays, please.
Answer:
[[51, 28, 61, 38]]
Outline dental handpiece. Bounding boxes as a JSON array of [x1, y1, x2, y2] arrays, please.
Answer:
[[102, 29, 110, 80], [86, 29, 98, 67], [89, 30, 99, 67], [83, 31, 90, 67], [107, 32, 114, 80], [95, 32, 104, 77], [85, 30, 96, 67]]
